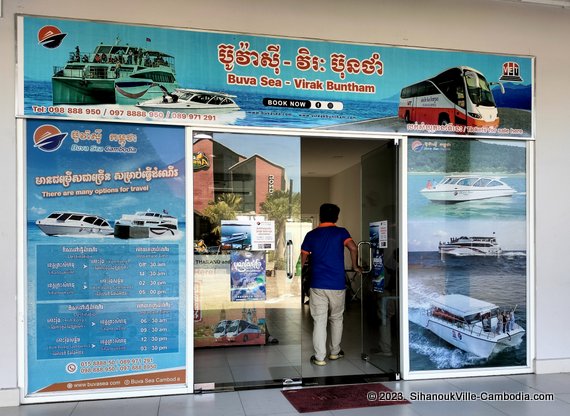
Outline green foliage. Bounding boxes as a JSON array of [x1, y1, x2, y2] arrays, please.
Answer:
[[201, 193, 243, 236]]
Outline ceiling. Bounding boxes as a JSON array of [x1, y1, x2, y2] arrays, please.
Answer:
[[494, 0, 570, 7], [301, 137, 390, 178]]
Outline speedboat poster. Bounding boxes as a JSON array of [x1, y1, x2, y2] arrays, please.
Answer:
[[20, 16, 533, 138], [25, 119, 187, 395], [407, 138, 528, 372]]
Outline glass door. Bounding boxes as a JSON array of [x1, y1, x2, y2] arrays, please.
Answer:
[[360, 140, 400, 377], [192, 131, 303, 391]]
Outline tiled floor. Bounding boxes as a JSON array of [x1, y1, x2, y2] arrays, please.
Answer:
[[8, 285, 558, 415], [2, 373, 570, 415]]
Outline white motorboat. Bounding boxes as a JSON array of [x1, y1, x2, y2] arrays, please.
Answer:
[[410, 294, 525, 358], [114, 211, 178, 239], [136, 88, 240, 112], [221, 232, 249, 244], [420, 175, 516, 203], [36, 212, 113, 236], [439, 235, 501, 256]]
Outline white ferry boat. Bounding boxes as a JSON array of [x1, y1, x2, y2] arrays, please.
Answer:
[[439, 235, 501, 256], [114, 211, 178, 239], [420, 175, 516, 203], [410, 294, 525, 358]]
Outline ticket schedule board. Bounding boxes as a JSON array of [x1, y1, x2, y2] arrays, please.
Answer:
[[25, 119, 187, 396]]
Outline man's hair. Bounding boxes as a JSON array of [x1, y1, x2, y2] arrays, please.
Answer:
[[319, 203, 340, 223]]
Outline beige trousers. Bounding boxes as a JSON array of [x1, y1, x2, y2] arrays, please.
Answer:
[[309, 288, 345, 361]]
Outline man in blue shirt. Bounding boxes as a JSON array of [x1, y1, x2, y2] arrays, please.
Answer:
[[301, 203, 360, 366]]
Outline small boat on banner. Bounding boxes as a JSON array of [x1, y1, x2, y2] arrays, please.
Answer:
[[420, 175, 516, 203], [36, 212, 113, 236], [439, 235, 501, 256], [136, 88, 240, 112], [114, 210, 178, 239], [410, 294, 525, 358]]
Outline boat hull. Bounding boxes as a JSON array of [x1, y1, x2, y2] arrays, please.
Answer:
[[36, 222, 113, 236], [114, 80, 179, 105], [52, 77, 115, 105], [412, 313, 525, 358], [439, 247, 501, 256], [421, 188, 516, 203], [114, 224, 178, 239]]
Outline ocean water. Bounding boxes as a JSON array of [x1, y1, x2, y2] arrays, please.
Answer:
[[24, 81, 399, 129], [408, 251, 527, 371]]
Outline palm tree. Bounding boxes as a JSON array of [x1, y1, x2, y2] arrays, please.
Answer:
[[201, 193, 242, 237]]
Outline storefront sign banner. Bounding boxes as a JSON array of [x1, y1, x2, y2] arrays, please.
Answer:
[[20, 16, 533, 138]]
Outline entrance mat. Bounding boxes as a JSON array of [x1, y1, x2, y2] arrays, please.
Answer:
[[282, 382, 409, 413]]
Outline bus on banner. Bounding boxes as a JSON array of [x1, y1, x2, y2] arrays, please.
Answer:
[[398, 66, 504, 128]]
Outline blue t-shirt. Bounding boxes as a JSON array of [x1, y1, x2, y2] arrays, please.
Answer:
[[301, 223, 352, 290]]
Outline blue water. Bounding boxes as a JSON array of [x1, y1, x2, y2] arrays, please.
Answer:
[[408, 251, 527, 370], [24, 81, 399, 129]]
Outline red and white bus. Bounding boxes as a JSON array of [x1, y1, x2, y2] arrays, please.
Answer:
[[398, 66, 503, 128]]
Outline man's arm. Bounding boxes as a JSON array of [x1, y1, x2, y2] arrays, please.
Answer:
[[346, 239, 362, 273]]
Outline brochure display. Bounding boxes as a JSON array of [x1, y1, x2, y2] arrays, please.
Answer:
[[407, 138, 528, 373], [20, 16, 533, 138], [24, 119, 187, 396]]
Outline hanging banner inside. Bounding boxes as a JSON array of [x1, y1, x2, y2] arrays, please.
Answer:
[[25, 119, 187, 395], [20, 16, 533, 138]]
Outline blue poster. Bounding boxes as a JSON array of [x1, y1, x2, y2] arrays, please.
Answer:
[[20, 16, 533, 138], [25, 119, 186, 395], [230, 251, 266, 301]]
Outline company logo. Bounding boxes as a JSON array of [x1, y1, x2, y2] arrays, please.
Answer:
[[411, 140, 424, 152], [37, 25, 67, 49], [193, 151, 210, 171], [33, 125, 68, 152], [499, 61, 523, 82]]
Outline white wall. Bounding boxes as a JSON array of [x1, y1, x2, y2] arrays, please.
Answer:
[[1, 0, 569, 403]]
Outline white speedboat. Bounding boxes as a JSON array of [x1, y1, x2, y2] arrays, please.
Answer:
[[410, 294, 525, 358], [221, 232, 249, 244], [36, 212, 113, 236], [136, 88, 239, 112], [439, 235, 501, 256], [420, 175, 516, 203], [114, 211, 178, 239]]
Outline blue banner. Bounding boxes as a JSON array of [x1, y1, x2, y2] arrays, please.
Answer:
[[21, 16, 533, 138], [25, 119, 186, 395]]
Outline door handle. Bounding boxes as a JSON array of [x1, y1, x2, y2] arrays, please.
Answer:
[[286, 240, 294, 279], [358, 241, 372, 273]]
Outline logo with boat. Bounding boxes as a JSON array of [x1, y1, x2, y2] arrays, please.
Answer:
[[33, 125, 68, 152], [411, 140, 424, 152], [38, 25, 67, 49]]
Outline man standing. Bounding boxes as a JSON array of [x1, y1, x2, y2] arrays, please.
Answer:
[[301, 203, 361, 366]]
